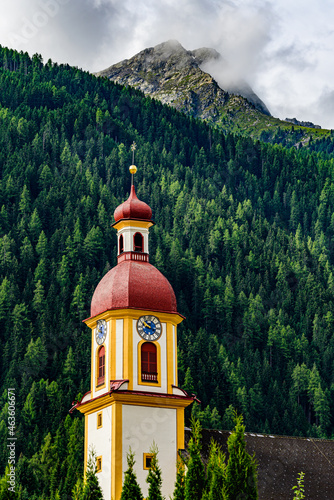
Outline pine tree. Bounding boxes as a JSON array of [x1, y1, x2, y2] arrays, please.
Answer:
[[183, 367, 195, 395], [184, 418, 205, 500], [82, 448, 104, 500], [173, 454, 185, 500], [120, 448, 143, 500], [0, 465, 16, 499], [146, 443, 163, 500], [224, 412, 258, 500], [203, 439, 226, 500], [72, 478, 84, 500]]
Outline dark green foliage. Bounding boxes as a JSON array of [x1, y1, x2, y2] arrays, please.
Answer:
[[146, 444, 163, 500], [0, 44, 334, 497], [0, 465, 16, 499], [184, 417, 257, 500], [121, 449, 143, 500], [184, 418, 205, 500], [224, 413, 258, 500], [173, 455, 186, 500], [202, 440, 226, 500], [82, 449, 104, 500]]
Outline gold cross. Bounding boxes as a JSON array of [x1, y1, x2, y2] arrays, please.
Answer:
[[131, 142, 137, 164]]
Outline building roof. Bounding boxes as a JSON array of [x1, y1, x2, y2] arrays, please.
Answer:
[[114, 184, 152, 222], [90, 260, 178, 317], [185, 428, 334, 500]]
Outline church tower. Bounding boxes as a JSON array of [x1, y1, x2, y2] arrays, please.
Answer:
[[71, 164, 194, 499]]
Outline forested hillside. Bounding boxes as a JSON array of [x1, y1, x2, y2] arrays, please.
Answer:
[[1, 45, 334, 498]]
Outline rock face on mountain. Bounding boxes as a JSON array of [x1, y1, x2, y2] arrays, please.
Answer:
[[285, 117, 321, 129], [96, 40, 271, 124]]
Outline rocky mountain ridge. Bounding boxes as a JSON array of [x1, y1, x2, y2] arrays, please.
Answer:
[[96, 40, 329, 144], [96, 40, 270, 122], [285, 117, 321, 129]]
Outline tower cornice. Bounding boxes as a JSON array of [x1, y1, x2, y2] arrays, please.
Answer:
[[84, 307, 185, 328], [72, 388, 194, 415], [112, 219, 154, 230]]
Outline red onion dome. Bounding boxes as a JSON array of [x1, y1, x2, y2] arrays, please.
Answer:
[[90, 260, 177, 317], [114, 185, 152, 222]]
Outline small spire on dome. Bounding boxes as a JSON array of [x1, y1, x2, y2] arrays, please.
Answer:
[[113, 141, 153, 223], [129, 142, 137, 186]]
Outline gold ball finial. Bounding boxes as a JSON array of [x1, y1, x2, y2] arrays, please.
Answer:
[[130, 142, 137, 186]]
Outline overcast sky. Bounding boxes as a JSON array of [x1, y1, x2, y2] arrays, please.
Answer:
[[2, 0, 334, 129]]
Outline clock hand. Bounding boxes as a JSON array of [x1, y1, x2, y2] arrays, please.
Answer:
[[143, 321, 151, 329]]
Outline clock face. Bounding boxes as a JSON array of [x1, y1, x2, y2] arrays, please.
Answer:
[[96, 319, 107, 345], [137, 315, 162, 341]]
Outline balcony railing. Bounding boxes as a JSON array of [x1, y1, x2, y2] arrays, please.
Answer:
[[141, 372, 158, 383], [118, 251, 149, 263]]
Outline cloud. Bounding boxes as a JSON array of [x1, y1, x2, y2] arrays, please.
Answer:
[[2, 0, 277, 75], [3, 0, 122, 68], [1, 0, 334, 127], [268, 43, 316, 72], [311, 90, 334, 130]]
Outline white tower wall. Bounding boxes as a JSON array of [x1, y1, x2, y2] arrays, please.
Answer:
[[118, 225, 149, 254], [122, 404, 177, 498], [87, 406, 112, 500]]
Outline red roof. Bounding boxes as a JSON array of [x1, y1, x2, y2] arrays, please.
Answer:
[[114, 185, 152, 222], [91, 260, 177, 317]]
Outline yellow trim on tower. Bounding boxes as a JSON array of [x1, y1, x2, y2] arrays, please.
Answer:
[[110, 318, 116, 381], [123, 317, 133, 390], [113, 220, 154, 231], [166, 322, 174, 394], [174, 324, 178, 386], [97, 411, 103, 429], [112, 402, 123, 500], [77, 391, 193, 415], [84, 308, 184, 329], [84, 414, 88, 479], [96, 455, 102, 473], [90, 325, 94, 395], [95, 343, 106, 391], [143, 453, 154, 470], [176, 407, 185, 450], [137, 339, 161, 387]]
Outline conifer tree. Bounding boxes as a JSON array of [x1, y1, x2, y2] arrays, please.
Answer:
[[121, 448, 143, 500], [203, 439, 226, 500], [82, 448, 104, 500], [72, 478, 84, 500], [0, 465, 16, 499], [173, 454, 185, 500], [224, 412, 258, 500], [146, 443, 163, 500], [184, 418, 205, 500], [53, 490, 61, 500]]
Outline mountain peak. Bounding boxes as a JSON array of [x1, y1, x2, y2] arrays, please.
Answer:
[[155, 39, 185, 53], [190, 47, 221, 65], [96, 40, 270, 120]]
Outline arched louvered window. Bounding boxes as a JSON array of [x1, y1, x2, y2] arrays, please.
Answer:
[[134, 232, 143, 252], [141, 343, 157, 382], [119, 234, 124, 254], [97, 346, 105, 385]]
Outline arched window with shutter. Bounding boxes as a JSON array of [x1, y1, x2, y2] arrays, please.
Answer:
[[141, 342, 157, 382], [134, 232, 143, 252], [119, 234, 124, 254], [97, 346, 105, 386]]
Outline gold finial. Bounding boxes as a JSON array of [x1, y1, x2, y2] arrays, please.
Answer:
[[130, 142, 137, 186]]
